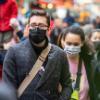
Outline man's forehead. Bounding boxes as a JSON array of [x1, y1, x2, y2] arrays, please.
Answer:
[[30, 16, 47, 24]]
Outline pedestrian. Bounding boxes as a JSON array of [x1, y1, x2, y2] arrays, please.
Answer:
[[2, 9, 72, 100], [88, 29, 100, 60], [88, 29, 100, 100], [50, 17, 62, 46], [0, 0, 18, 49], [61, 26, 96, 100]]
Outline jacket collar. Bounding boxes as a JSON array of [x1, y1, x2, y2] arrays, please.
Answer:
[[25, 39, 56, 90], [35, 45, 57, 89]]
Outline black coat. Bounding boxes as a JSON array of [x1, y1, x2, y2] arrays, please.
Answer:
[[82, 54, 96, 100], [92, 51, 100, 100], [94, 62, 100, 100], [50, 28, 62, 45], [2, 39, 72, 100]]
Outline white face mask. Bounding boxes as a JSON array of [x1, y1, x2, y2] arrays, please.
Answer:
[[64, 45, 81, 55]]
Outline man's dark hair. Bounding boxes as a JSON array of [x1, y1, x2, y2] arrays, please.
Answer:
[[29, 9, 50, 26]]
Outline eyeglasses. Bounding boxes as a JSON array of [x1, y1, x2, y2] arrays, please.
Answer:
[[29, 23, 48, 30]]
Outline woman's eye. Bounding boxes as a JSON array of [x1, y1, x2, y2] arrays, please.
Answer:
[[66, 42, 80, 46], [74, 43, 80, 46], [66, 42, 72, 45]]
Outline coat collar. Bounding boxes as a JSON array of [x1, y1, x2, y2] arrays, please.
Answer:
[[25, 39, 56, 90]]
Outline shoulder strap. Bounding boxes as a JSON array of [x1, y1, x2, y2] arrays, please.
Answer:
[[17, 43, 52, 97], [74, 57, 82, 90]]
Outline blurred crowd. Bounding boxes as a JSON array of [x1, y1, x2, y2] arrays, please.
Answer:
[[0, 0, 100, 100]]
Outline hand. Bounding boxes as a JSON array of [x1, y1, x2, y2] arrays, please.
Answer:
[[23, 24, 29, 38], [10, 18, 21, 31]]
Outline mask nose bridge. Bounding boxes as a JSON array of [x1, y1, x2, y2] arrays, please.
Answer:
[[34, 27, 39, 31], [96, 39, 100, 41]]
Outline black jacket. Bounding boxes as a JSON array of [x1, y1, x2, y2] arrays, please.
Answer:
[[2, 39, 72, 100], [50, 27, 62, 45], [92, 51, 100, 100], [82, 54, 96, 100], [94, 62, 100, 100]]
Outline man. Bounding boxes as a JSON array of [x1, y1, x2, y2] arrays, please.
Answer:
[[3, 10, 72, 100]]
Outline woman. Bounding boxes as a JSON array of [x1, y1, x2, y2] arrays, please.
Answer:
[[88, 29, 100, 61], [61, 26, 95, 100], [88, 29, 100, 100]]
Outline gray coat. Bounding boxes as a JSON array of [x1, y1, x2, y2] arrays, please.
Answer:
[[2, 39, 72, 100]]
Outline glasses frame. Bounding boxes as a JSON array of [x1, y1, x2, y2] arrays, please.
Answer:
[[29, 23, 48, 30]]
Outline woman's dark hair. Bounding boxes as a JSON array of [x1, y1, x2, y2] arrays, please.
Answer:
[[28, 9, 50, 26], [88, 29, 100, 39], [62, 26, 93, 60], [62, 26, 85, 41]]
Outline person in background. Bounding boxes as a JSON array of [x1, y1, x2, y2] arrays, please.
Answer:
[[63, 10, 75, 28], [25, 0, 42, 18], [87, 29, 100, 100], [88, 29, 100, 61], [0, 0, 18, 79], [0, 0, 18, 50], [93, 16, 100, 29], [61, 26, 95, 100], [50, 17, 63, 46], [3, 9, 72, 100]]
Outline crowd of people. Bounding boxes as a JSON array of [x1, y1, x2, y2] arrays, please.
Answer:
[[0, 0, 100, 100]]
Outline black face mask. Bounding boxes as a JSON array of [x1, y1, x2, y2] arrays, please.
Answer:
[[93, 41, 100, 51], [29, 28, 47, 44]]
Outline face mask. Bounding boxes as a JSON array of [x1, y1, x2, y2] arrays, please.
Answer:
[[29, 28, 47, 44], [93, 41, 100, 51], [64, 45, 81, 55]]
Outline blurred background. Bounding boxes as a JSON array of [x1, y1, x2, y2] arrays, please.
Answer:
[[16, 0, 100, 32], [16, 0, 100, 20]]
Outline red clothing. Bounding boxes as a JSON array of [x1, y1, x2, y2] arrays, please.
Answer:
[[0, 0, 18, 32]]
